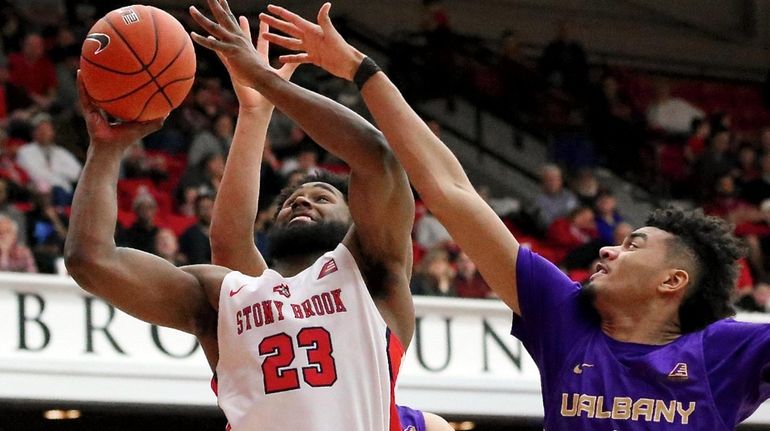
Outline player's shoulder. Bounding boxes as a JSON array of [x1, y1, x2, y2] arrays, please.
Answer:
[[702, 317, 770, 343]]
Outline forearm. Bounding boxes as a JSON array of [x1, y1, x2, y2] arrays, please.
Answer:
[[210, 106, 271, 273], [359, 73, 475, 207], [64, 144, 123, 281], [249, 68, 387, 172]]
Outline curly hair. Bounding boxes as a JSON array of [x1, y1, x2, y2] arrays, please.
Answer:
[[646, 207, 744, 333], [273, 170, 349, 219]]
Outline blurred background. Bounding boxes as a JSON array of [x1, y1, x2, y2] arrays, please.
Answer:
[[2, 0, 770, 429]]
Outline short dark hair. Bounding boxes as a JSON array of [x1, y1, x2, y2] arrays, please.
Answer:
[[273, 171, 349, 218], [646, 207, 744, 333]]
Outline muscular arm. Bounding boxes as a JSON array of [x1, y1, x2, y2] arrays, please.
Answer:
[[65, 76, 226, 335], [261, 4, 521, 314], [190, 3, 415, 345], [210, 20, 296, 276]]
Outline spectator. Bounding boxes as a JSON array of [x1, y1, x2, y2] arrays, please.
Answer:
[[0, 178, 26, 244], [742, 152, 770, 206], [267, 110, 304, 159], [8, 33, 57, 109], [0, 52, 33, 126], [735, 144, 760, 188], [0, 214, 36, 273], [533, 163, 578, 230], [546, 206, 601, 268], [279, 142, 321, 176], [187, 112, 234, 167], [175, 152, 224, 208], [26, 186, 67, 273], [703, 174, 769, 278], [179, 193, 213, 265], [0, 127, 30, 199], [155, 228, 186, 266], [414, 209, 452, 250], [420, 0, 458, 109], [497, 30, 539, 119], [119, 192, 159, 253], [16, 113, 82, 205], [538, 20, 589, 100], [684, 118, 711, 163], [694, 128, 735, 200], [121, 141, 168, 183], [410, 247, 456, 296], [646, 81, 704, 135], [571, 168, 600, 207], [588, 74, 641, 173], [594, 190, 624, 246], [735, 281, 770, 313], [453, 252, 493, 299]]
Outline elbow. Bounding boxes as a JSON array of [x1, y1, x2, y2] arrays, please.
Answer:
[[63, 240, 106, 291]]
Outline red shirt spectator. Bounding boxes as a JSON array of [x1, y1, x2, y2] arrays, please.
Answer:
[[453, 252, 493, 299], [8, 34, 57, 103]]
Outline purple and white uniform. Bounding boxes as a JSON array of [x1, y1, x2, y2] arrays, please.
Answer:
[[512, 247, 770, 430], [397, 405, 426, 431]]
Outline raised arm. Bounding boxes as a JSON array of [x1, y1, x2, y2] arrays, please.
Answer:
[[262, 3, 522, 314], [190, 0, 415, 344], [209, 19, 297, 276], [64, 74, 228, 336]]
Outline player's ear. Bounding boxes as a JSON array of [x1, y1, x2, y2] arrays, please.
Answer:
[[659, 268, 689, 295]]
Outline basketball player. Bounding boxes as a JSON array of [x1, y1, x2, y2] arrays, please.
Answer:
[[66, 8, 415, 431], [258, 3, 770, 429], [202, 14, 451, 431]]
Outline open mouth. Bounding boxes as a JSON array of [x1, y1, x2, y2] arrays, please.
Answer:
[[289, 215, 314, 225], [590, 263, 608, 281]]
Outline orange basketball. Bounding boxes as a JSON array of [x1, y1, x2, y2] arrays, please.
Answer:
[[80, 5, 196, 122]]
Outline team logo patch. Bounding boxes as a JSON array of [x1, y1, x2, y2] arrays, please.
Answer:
[[668, 362, 689, 381], [318, 258, 338, 279], [572, 363, 594, 374], [120, 8, 140, 25], [272, 283, 291, 298], [85, 33, 110, 55]]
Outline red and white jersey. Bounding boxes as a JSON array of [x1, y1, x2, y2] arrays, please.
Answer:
[[216, 244, 404, 431]]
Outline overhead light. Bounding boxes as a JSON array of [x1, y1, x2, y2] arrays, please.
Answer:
[[43, 409, 81, 420], [449, 421, 476, 430]]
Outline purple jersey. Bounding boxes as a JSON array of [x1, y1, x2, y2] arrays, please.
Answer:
[[512, 247, 770, 430], [397, 405, 426, 431]]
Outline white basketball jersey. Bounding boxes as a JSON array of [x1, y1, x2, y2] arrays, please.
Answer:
[[216, 244, 404, 431]]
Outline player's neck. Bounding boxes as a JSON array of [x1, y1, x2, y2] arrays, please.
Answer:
[[598, 302, 681, 345], [272, 252, 326, 277]]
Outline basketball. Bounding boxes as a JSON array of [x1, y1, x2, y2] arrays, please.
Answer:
[[80, 5, 196, 122]]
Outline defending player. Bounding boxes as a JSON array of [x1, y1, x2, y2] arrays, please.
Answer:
[[205, 12, 452, 431], [259, 3, 770, 429], [66, 5, 414, 431]]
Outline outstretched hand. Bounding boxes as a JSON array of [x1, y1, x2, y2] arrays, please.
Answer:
[[218, 16, 298, 112], [78, 72, 164, 150], [189, 0, 272, 96], [259, 3, 364, 81]]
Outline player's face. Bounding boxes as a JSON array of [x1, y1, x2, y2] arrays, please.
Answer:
[[274, 182, 350, 229], [586, 227, 674, 308]]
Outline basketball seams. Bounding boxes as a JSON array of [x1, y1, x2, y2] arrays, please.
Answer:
[[148, 8, 173, 108], [130, 76, 194, 121], [104, 10, 173, 108]]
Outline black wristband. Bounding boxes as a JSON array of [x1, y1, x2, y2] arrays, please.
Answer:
[[353, 57, 381, 90]]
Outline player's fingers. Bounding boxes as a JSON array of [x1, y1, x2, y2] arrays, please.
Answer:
[[262, 32, 303, 52], [191, 32, 230, 52], [256, 20, 269, 57], [218, 0, 240, 28], [189, 6, 228, 39], [259, 13, 303, 39], [318, 2, 333, 30], [279, 62, 301, 76], [279, 53, 311, 64], [76, 70, 97, 115], [266, 4, 316, 33], [206, 0, 239, 32], [239, 16, 253, 44]]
